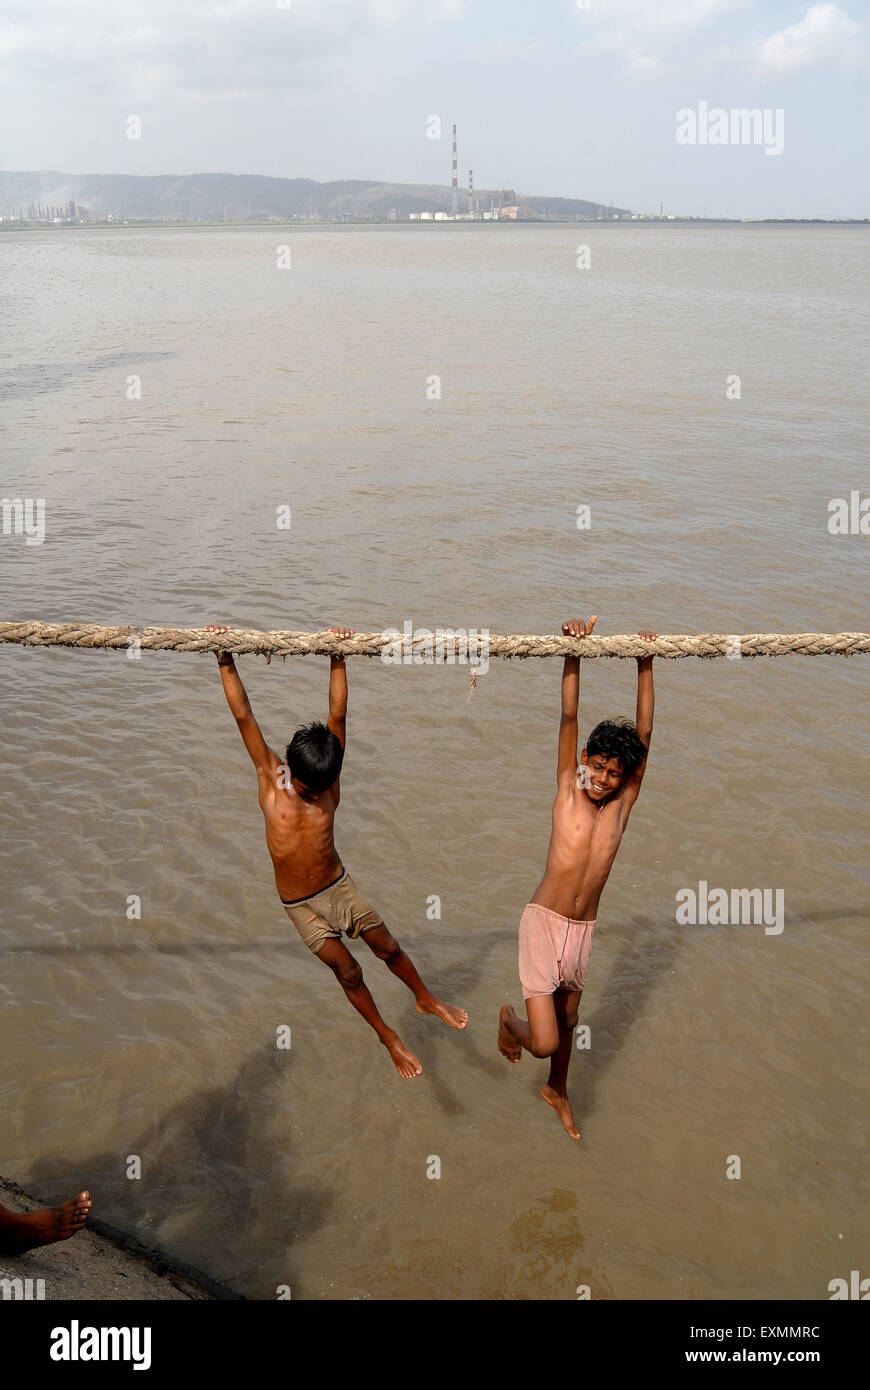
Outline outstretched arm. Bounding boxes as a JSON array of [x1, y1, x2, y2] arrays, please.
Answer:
[[326, 625, 354, 751], [557, 615, 597, 784], [623, 628, 657, 809], [635, 635, 655, 749], [207, 625, 279, 777]]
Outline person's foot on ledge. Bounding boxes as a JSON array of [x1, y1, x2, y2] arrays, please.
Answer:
[[0, 1192, 92, 1254]]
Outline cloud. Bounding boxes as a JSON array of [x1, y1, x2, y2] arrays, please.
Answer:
[[0, 0, 467, 98], [754, 3, 865, 75], [573, 0, 748, 76], [368, 0, 465, 18], [576, 0, 867, 78], [578, 0, 741, 33], [460, 36, 543, 64], [626, 48, 668, 76]]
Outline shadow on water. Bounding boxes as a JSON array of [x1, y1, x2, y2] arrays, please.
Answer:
[[789, 907, 870, 926], [0, 351, 175, 401], [25, 1045, 332, 1298], [365, 911, 682, 1123], [2, 923, 502, 1117], [515, 901, 870, 1127], [386, 924, 510, 1117], [571, 914, 682, 1125], [386, 906, 683, 1123]]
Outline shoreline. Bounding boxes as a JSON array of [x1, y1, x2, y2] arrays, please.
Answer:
[[1, 217, 868, 232], [0, 1177, 242, 1301]]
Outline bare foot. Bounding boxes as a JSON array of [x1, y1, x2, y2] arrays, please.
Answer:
[[416, 998, 468, 1029], [541, 1085, 581, 1140], [498, 1004, 522, 1062], [382, 1032, 423, 1079], [0, 1192, 92, 1254]]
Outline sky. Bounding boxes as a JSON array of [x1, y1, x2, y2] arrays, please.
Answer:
[[0, 0, 867, 217]]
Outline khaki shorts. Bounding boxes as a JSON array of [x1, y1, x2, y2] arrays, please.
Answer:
[[281, 870, 384, 955]]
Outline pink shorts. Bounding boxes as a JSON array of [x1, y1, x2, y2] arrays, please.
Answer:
[[518, 903, 596, 1000]]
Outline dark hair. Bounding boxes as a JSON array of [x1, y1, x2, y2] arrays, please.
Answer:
[[285, 721, 343, 791], [586, 717, 647, 779]]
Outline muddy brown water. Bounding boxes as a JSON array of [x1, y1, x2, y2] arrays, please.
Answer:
[[1, 223, 868, 1298]]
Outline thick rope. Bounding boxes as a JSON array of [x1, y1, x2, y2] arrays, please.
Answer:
[[1, 620, 869, 661]]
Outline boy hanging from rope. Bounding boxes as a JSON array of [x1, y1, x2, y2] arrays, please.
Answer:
[[207, 625, 467, 1079], [498, 615, 657, 1138]]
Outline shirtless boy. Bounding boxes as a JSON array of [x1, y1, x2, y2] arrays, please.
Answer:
[[498, 615, 657, 1138], [208, 625, 467, 1079]]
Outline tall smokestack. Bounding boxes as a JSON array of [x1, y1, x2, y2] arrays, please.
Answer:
[[468, 168, 473, 215], [452, 124, 458, 215]]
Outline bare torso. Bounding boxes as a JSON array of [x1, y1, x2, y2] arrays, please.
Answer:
[[530, 781, 630, 920], [258, 752, 343, 901]]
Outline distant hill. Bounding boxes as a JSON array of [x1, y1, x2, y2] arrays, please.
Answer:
[[0, 171, 625, 221]]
